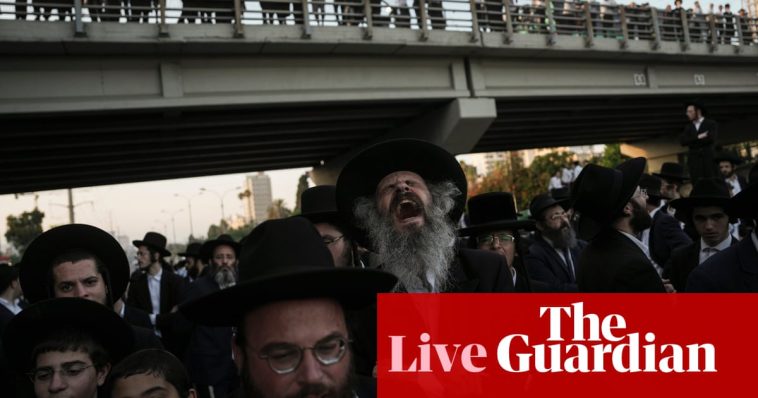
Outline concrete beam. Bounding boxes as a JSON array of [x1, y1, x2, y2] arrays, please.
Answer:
[[311, 97, 497, 185]]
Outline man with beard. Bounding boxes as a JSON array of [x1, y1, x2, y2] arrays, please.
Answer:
[[638, 174, 692, 274], [335, 139, 514, 293], [458, 192, 538, 292], [652, 162, 689, 217], [572, 158, 667, 292], [300, 185, 362, 268], [524, 193, 587, 292], [685, 182, 758, 291], [663, 179, 737, 292], [128, 232, 187, 350], [182, 234, 240, 398], [18, 224, 163, 351], [715, 152, 747, 197], [680, 101, 718, 183], [179, 243, 206, 282], [179, 217, 397, 398]]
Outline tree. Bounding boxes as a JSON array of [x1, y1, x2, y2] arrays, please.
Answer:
[[590, 143, 629, 168], [292, 172, 310, 215], [206, 219, 230, 240], [267, 199, 292, 220], [5, 208, 45, 256], [459, 161, 479, 198]]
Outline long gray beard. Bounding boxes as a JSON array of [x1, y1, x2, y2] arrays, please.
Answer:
[[214, 267, 237, 290], [353, 181, 459, 293], [543, 224, 578, 250]]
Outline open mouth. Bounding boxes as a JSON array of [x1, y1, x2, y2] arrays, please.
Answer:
[[394, 197, 423, 222]]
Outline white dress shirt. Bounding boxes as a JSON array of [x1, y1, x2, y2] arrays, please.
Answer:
[[725, 175, 742, 197], [0, 297, 22, 315], [699, 235, 733, 265], [147, 267, 163, 336], [548, 176, 562, 190], [694, 117, 704, 131]]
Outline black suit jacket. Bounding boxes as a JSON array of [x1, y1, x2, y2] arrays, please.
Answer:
[[667, 238, 737, 292], [686, 235, 758, 292], [649, 210, 692, 267], [525, 234, 587, 292], [446, 248, 515, 292], [578, 229, 666, 292], [127, 266, 187, 327], [123, 304, 153, 330]]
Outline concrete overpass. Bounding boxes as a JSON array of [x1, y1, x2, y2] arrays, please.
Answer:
[[1, 1, 757, 193]]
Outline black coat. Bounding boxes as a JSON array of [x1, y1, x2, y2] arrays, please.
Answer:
[[525, 234, 587, 292], [649, 210, 692, 267], [123, 304, 154, 330], [667, 238, 737, 292], [446, 248, 515, 292], [578, 229, 666, 292], [182, 275, 238, 394], [680, 118, 718, 181], [686, 235, 758, 292], [131, 325, 165, 351]]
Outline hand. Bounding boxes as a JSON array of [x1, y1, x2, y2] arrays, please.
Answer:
[[662, 279, 676, 293], [697, 132, 708, 139], [171, 305, 179, 313]]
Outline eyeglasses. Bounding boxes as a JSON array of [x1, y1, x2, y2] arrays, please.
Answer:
[[476, 233, 515, 246], [28, 363, 94, 383], [322, 236, 345, 246], [546, 211, 569, 222], [258, 336, 350, 374]]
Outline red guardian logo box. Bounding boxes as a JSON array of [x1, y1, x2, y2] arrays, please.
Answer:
[[377, 294, 758, 397]]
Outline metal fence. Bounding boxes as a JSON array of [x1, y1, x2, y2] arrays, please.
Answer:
[[1, 0, 757, 46]]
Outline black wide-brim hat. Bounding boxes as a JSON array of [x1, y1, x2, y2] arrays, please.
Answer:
[[529, 193, 570, 221], [713, 151, 742, 165], [571, 157, 647, 240], [670, 178, 736, 223], [336, 139, 467, 239], [459, 192, 535, 236], [180, 217, 397, 327], [652, 162, 689, 182], [729, 182, 758, 220], [179, 242, 202, 257], [300, 185, 343, 225], [638, 173, 663, 199], [200, 234, 241, 262], [2, 297, 134, 373], [133, 232, 171, 258], [20, 224, 130, 304]]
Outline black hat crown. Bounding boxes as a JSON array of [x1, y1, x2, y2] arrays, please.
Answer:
[[301, 185, 338, 216], [689, 178, 731, 199], [468, 192, 519, 226], [638, 174, 663, 198], [529, 193, 567, 220], [654, 162, 689, 181]]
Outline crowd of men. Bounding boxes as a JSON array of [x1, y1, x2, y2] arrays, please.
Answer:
[[0, 101, 757, 398]]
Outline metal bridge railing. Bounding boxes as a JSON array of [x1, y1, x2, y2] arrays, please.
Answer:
[[1, 0, 757, 49]]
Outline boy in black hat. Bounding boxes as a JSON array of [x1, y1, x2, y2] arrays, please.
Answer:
[[3, 297, 134, 398], [572, 158, 667, 292], [686, 182, 758, 291], [180, 217, 397, 398], [681, 101, 718, 183], [18, 224, 162, 351], [524, 193, 587, 292], [300, 185, 363, 268], [638, 174, 692, 273], [336, 139, 513, 293], [108, 349, 197, 398], [178, 242, 205, 282], [665, 179, 736, 292], [715, 151, 747, 197]]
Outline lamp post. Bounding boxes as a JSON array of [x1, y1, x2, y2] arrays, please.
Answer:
[[162, 209, 184, 244], [174, 193, 200, 238], [200, 186, 241, 231]]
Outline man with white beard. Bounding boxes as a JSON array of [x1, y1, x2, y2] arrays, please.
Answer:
[[182, 234, 240, 398], [335, 139, 514, 293]]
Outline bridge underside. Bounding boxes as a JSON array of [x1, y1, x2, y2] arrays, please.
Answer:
[[4, 92, 758, 195]]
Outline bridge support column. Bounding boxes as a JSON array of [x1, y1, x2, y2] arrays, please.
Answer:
[[311, 97, 497, 185]]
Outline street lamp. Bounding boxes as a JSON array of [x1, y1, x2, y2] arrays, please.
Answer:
[[162, 209, 184, 244], [174, 193, 201, 238], [200, 186, 242, 227]]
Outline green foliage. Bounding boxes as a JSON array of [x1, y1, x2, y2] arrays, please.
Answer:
[[292, 173, 310, 215], [206, 219, 256, 242], [5, 208, 45, 256], [267, 199, 292, 220], [590, 143, 629, 168]]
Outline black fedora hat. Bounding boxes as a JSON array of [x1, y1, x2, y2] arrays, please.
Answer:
[[550, 187, 571, 202], [529, 193, 570, 221], [0, 263, 19, 290], [20, 224, 130, 304], [459, 192, 535, 236], [684, 100, 708, 117], [729, 182, 758, 220], [200, 234, 240, 262], [179, 242, 202, 258], [670, 178, 735, 223], [638, 173, 663, 199], [714, 151, 743, 165], [571, 157, 647, 240], [2, 297, 134, 373], [133, 232, 171, 258], [179, 217, 398, 327], [652, 162, 689, 182], [336, 139, 467, 237], [300, 185, 342, 225]]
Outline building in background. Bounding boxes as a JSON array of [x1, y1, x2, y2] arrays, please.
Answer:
[[243, 172, 273, 224]]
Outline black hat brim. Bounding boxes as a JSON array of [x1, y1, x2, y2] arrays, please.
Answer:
[[651, 172, 689, 182], [336, 139, 467, 246], [132, 240, 172, 258], [729, 182, 757, 220], [21, 224, 130, 304], [458, 219, 536, 237], [529, 198, 571, 220], [200, 239, 241, 262], [2, 298, 134, 373], [179, 268, 397, 327]]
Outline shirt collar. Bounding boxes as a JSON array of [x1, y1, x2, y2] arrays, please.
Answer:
[[700, 235, 732, 252], [618, 230, 651, 258], [149, 266, 163, 281]]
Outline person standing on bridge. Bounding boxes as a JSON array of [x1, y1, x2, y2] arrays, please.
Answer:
[[680, 101, 719, 184]]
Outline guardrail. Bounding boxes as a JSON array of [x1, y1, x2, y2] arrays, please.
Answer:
[[1, 0, 757, 49]]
